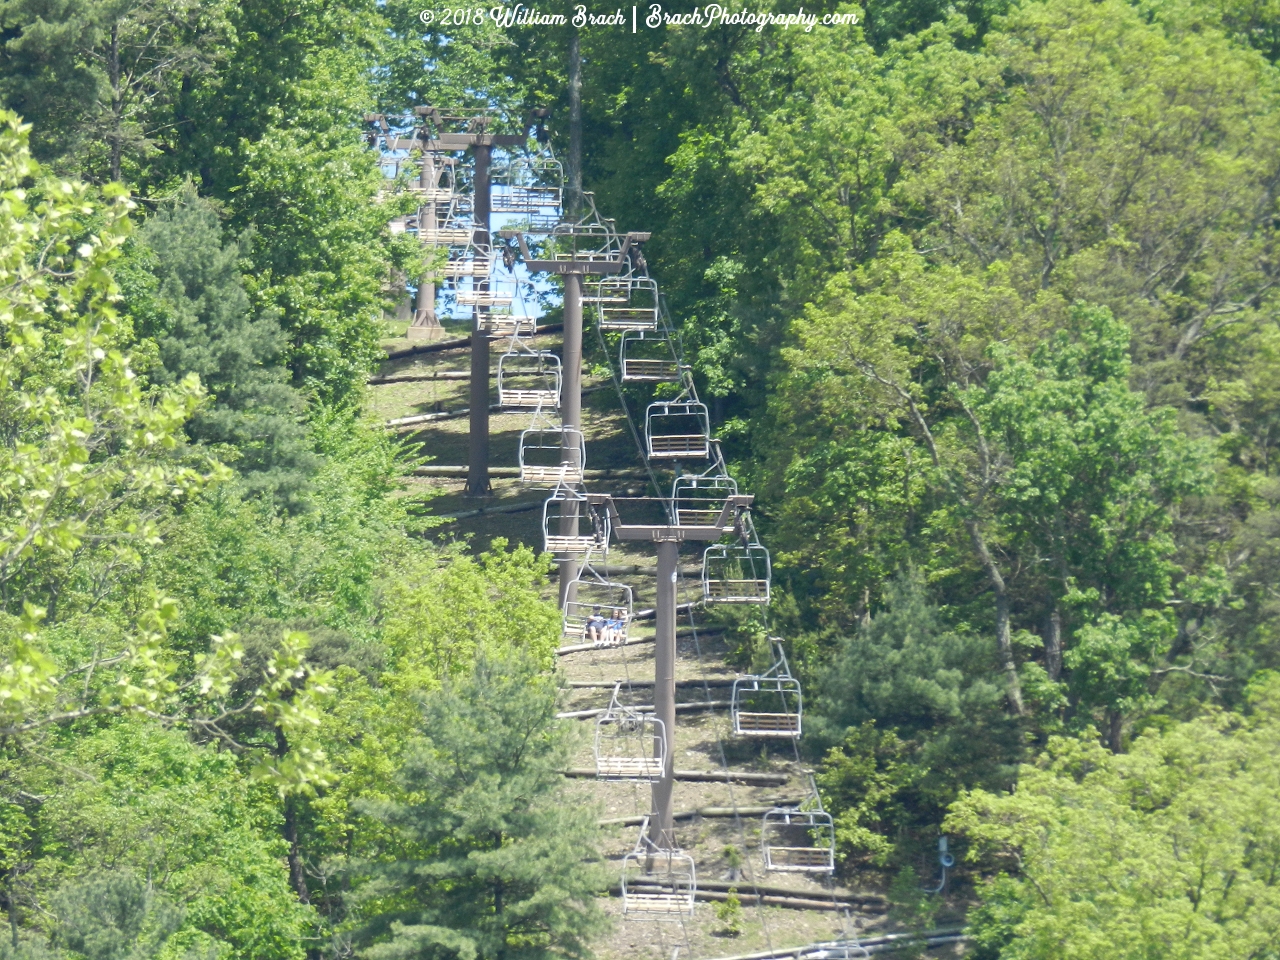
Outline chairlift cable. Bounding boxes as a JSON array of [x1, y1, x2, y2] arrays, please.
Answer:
[[583, 251, 783, 954]]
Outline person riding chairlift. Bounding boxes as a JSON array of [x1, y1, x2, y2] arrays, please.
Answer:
[[605, 607, 626, 646], [586, 606, 607, 645]]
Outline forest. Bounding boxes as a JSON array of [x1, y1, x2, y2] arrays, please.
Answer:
[[1, 0, 1280, 958]]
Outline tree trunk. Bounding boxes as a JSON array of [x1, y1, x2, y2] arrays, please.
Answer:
[[1106, 709, 1124, 754], [6, 874, 17, 949], [966, 519, 1025, 716], [493, 833, 505, 960], [110, 22, 122, 182], [275, 728, 311, 905], [1044, 607, 1063, 682]]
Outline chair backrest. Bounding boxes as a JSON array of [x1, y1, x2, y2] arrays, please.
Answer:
[[645, 400, 711, 459]]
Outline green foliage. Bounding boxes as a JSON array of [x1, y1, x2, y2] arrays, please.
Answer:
[[233, 82, 393, 403], [380, 540, 560, 695], [0, 0, 226, 182], [52, 870, 183, 960], [963, 306, 1212, 619], [948, 687, 1280, 958], [886, 865, 938, 945], [351, 652, 606, 960], [812, 571, 1018, 866], [150, 408, 420, 649], [0, 111, 216, 608], [817, 722, 921, 867], [0, 118, 337, 756], [813, 570, 1009, 741], [788, 281, 1213, 725], [15, 722, 316, 959], [7, 0, 1280, 945], [1065, 613, 1176, 746], [713, 889, 743, 937], [126, 185, 318, 508]]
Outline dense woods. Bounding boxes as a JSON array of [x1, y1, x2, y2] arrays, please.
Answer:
[[2, 0, 1280, 957]]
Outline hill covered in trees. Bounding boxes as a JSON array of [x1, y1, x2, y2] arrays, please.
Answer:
[[2, 1, 1280, 958]]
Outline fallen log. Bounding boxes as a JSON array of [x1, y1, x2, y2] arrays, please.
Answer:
[[369, 370, 470, 384], [556, 700, 729, 720], [609, 885, 880, 914], [632, 602, 697, 622], [554, 627, 724, 656], [568, 678, 735, 688], [598, 802, 804, 826], [432, 500, 543, 521], [696, 880, 887, 909], [563, 767, 788, 785], [388, 385, 613, 428], [383, 323, 564, 359], [690, 929, 967, 960]]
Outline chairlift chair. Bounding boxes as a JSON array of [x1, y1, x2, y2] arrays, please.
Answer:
[[407, 153, 458, 205], [620, 330, 681, 382], [485, 314, 536, 339], [621, 826, 696, 921], [492, 157, 564, 214], [498, 348, 562, 407], [582, 277, 633, 304], [702, 541, 771, 604], [563, 568, 633, 643], [419, 213, 473, 246], [731, 639, 801, 738], [519, 425, 585, 487], [440, 255, 494, 279], [596, 277, 660, 331], [542, 487, 608, 555], [645, 400, 711, 460], [672, 473, 739, 527], [455, 288, 515, 308], [594, 684, 665, 780], [410, 186, 456, 204], [761, 806, 836, 874], [545, 222, 623, 263]]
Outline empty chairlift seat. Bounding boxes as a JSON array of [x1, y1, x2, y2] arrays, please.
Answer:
[[621, 827, 696, 921], [672, 473, 738, 527], [731, 639, 802, 738], [761, 805, 836, 874], [542, 487, 608, 556], [563, 569, 633, 644], [491, 157, 563, 220], [544, 222, 625, 265], [582, 277, 632, 305], [485, 314, 536, 339], [702, 541, 771, 604], [620, 330, 681, 382], [418, 211, 473, 246], [439, 252, 494, 279], [646, 400, 711, 460], [519, 425, 585, 487], [595, 278, 660, 331], [498, 348, 562, 407], [595, 684, 665, 780], [454, 285, 515, 308]]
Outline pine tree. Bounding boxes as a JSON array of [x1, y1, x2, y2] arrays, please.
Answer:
[[124, 184, 319, 508], [0, 0, 223, 183], [52, 870, 183, 960], [352, 653, 605, 960]]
